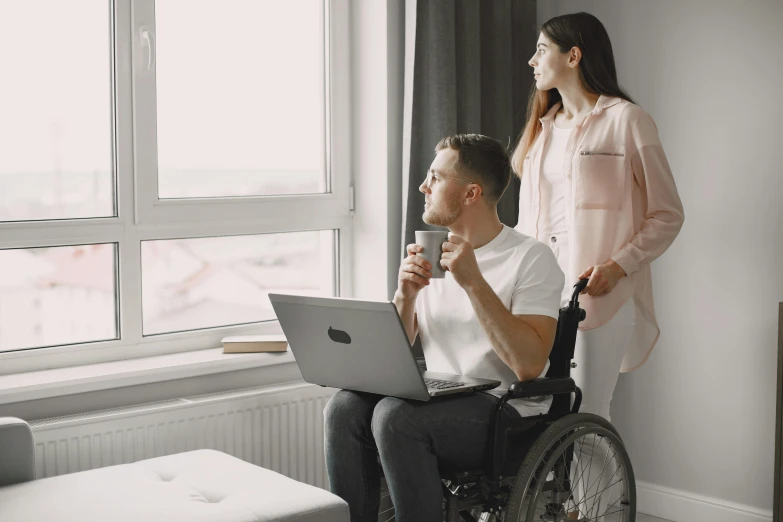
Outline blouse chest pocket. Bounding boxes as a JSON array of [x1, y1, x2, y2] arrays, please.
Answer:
[[574, 148, 627, 210]]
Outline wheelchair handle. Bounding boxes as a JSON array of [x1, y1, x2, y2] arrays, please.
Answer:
[[568, 278, 589, 307]]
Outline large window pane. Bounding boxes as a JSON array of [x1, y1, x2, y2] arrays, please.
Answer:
[[0, 245, 119, 352], [155, 0, 327, 199], [141, 230, 336, 335], [0, 1, 114, 222]]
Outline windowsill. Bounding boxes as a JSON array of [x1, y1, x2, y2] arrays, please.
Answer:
[[0, 347, 297, 406]]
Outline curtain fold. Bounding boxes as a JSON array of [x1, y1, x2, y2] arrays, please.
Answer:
[[401, 0, 537, 257]]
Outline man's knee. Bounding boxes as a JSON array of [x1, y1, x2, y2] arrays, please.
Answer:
[[370, 397, 423, 445], [324, 390, 371, 435]]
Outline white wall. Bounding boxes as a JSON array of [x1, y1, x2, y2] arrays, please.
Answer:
[[538, 1, 783, 519]]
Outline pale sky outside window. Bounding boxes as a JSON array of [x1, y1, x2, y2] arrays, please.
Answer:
[[141, 230, 335, 335], [0, 0, 326, 221], [155, 0, 327, 198], [0, 1, 113, 221], [0, 245, 118, 352]]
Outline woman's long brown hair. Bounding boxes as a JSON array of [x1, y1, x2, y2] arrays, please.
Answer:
[[511, 12, 635, 177]]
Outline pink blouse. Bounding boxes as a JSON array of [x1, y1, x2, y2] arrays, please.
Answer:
[[515, 95, 685, 372]]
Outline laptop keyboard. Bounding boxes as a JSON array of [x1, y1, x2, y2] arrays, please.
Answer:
[[424, 378, 466, 390]]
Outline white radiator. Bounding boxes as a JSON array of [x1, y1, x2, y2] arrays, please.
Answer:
[[28, 381, 337, 489]]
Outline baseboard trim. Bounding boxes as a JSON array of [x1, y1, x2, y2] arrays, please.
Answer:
[[637, 481, 772, 522]]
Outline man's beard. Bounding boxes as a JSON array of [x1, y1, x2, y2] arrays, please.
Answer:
[[423, 196, 462, 227]]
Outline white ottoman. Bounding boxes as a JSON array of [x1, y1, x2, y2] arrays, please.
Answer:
[[0, 449, 349, 522]]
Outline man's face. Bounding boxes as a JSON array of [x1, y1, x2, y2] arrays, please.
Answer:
[[419, 148, 467, 227]]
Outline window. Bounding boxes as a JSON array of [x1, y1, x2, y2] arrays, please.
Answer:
[[0, 0, 351, 368], [0, 1, 114, 222]]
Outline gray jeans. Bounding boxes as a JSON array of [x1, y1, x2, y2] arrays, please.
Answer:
[[324, 390, 521, 522]]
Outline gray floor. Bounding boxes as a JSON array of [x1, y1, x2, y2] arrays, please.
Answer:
[[637, 514, 673, 522], [605, 512, 672, 522], [379, 479, 675, 522]]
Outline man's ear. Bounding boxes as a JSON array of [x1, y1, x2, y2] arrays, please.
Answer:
[[464, 184, 483, 205]]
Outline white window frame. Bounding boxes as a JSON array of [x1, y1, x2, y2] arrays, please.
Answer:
[[0, 0, 353, 376]]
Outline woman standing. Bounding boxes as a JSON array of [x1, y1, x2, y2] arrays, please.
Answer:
[[512, 12, 684, 519]]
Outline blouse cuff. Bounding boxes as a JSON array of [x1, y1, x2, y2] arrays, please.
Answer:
[[611, 248, 640, 277]]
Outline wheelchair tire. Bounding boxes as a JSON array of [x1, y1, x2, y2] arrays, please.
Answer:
[[504, 413, 635, 522]]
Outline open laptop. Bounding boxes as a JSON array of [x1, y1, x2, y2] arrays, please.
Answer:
[[268, 293, 501, 401]]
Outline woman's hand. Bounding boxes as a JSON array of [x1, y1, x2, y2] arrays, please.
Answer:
[[578, 260, 626, 297]]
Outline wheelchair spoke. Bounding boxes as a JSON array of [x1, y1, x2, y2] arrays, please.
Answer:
[[581, 432, 601, 506], [580, 445, 619, 509], [570, 453, 590, 502], [547, 430, 585, 490], [589, 439, 614, 492], [575, 475, 625, 520], [550, 434, 628, 522], [587, 459, 623, 521], [567, 430, 598, 498], [570, 438, 622, 520], [555, 450, 579, 499], [576, 471, 622, 513], [599, 497, 628, 521], [379, 486, 395, 521], [600, 505, 630, 520], [595, 481, 632, 522]]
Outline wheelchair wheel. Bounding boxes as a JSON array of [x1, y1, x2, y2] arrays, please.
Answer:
[[505, 413, 635, 522]]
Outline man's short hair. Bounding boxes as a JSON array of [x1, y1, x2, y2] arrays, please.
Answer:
[[434, 134, 512, 204]]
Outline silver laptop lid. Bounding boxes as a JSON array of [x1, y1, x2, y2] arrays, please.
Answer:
[[268, 293, 431, 401]]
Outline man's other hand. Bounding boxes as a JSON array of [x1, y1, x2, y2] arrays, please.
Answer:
[[397, 243, 432, 300], [440, 234, 483, 289]]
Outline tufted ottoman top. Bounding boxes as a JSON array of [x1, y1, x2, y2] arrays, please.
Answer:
[[0, 449, 349, 522]]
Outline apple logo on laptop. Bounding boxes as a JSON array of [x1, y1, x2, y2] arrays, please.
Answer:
[[328, 327, 352, 344]]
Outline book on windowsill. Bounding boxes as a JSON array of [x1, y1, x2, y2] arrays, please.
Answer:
[[222, 335, 288, 354]]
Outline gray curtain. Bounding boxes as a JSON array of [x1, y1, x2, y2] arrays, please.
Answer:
[[401, 0, 537, 255]]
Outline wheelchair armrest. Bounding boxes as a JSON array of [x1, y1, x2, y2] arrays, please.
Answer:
[[507, 377, 576, 399]]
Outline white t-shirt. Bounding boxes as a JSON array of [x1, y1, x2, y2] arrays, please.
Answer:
[[415, 225, 565, 417], [538, 124, 572, 238]]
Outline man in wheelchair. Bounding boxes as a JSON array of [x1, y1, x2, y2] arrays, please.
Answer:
[[324, 134, 635, 522]]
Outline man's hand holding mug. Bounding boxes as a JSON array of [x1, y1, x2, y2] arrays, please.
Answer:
[[397, 230, 449, 300]]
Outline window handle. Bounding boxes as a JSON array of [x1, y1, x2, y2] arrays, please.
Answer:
[[139, 26, 156, 71]]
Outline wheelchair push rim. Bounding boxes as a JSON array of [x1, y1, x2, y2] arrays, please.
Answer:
[[506, 413, 636, 522]]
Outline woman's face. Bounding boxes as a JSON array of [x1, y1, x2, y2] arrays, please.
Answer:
[[528, 32, 573, 91]]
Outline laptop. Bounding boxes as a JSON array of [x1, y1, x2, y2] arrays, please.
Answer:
[[268, 293, 501, 401]]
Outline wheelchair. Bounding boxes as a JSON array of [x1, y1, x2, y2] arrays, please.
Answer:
[[380, 279, 636, 522]]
